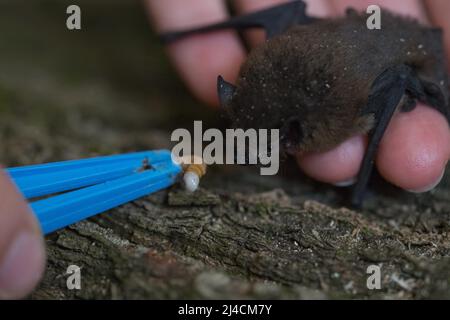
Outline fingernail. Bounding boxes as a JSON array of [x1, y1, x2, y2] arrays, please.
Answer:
[[0, 231, 45, 299], [333, 177, 357, 187], [407, 168, 446, 193]]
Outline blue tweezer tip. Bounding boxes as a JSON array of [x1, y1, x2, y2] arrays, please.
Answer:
[[6, 150, 182, 235]]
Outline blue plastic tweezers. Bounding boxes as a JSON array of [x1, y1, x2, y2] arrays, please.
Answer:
[[5, 150, 181, 235]]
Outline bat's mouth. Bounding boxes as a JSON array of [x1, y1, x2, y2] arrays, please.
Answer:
[[279, 117, 303, 155], [279, 134, 299, 156]]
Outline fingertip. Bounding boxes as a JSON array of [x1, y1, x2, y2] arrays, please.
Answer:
[[235, 0, 333, 46], [376, 104, 450, 192], [234, 0, 290, 46], [303, 0, 334, 17], [0, 231, 46, 299], [297, 135, 366, 184], [0, 171, 46, 299], [167, 33, 245, 107], [146, 0, 246, 107]]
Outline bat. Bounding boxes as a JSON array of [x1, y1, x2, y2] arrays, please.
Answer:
[[160, 0, 450, 207]]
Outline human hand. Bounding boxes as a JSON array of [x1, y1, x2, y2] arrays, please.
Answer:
[[0, 170, 46, 299], [146, 0, 450, 192]]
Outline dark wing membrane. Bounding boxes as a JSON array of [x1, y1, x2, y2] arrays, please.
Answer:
[[352, 65, 421, 207], [159, 0, 315, 43]]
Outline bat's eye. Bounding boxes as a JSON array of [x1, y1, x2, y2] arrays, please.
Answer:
[[280, 118, 303, 153]]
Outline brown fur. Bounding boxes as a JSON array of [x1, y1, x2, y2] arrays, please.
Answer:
[[227, 10, 448, 152]]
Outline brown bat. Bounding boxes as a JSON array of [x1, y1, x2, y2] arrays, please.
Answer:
[[160, 0, 449, 207]]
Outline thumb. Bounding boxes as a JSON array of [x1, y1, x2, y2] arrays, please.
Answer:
[[0, 170, 46, 299]]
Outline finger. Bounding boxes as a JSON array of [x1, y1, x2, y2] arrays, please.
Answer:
[[296, 135, 367, 185], [0, 171, 46, 299], [234, 0, 333, 46], [145, 0, 246, 106], [233, 0, 289, 46], [424, 0, 450, 70], [376, 104, 450, 192], [329, 0, 429, 24]]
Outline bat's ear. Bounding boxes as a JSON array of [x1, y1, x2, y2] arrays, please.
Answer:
[[280, 117, 303, 154], [217, 75, 236, 108]]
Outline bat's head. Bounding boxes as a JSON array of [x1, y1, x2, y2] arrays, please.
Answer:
[[218, 74, 313, 156], [217, 72, 337, 156], [215, 28, 361, 156]]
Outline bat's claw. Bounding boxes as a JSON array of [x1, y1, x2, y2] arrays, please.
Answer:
[[350, 189, 364, 209]]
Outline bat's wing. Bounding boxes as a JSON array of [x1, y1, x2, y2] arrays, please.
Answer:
[[352, 65, 426, 207], [160, 0, 315, 44]]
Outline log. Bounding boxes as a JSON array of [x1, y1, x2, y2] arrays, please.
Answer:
[[31, 183, 450, 299]]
